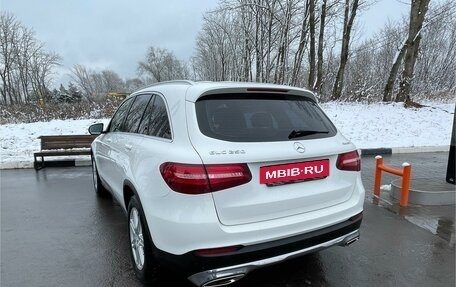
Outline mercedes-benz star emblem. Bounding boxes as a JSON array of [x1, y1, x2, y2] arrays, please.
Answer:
[[293, 142, 306, 153]]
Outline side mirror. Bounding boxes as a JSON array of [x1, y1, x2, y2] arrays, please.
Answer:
[[89, 123, 104, 135]]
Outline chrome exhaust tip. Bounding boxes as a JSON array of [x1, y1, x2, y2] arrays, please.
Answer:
[[340, 231, 360, 247], [344, 236, 359, 246], [202, 274, 245, 287]]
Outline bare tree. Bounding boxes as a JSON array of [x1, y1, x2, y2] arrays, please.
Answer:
[[0, 13, 22, 104], [71, 64, 95, 98], [415, 8, 456, 94], [125, 78, 145, 92], [71, 64, 127, 98], [29, 51, 61, 103], [192, 0, 454, 102], [308, 0, 316, 88], [194, 11, 244, 81], [290, 0, 309, 86], [315, 0, 337, 95], [101, 70, 125, 92], [138, 47, 188, 82], [382, 0, 455, 102], [0, 12, 61, 105], [382, 27, 408, 102], [273, 0, 296, 83], [331, 0, 361, 100], [395, 0, 430, 103]]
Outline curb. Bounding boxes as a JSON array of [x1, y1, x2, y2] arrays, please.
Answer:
[[42, 160, 92, 168], [360, 148, 392, 155], [360, 145, 449, 156], [1, 159, 91, 170]]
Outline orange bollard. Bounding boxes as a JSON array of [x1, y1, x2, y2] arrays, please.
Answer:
[[400, 163, 412, 207], [372, 155, 412, 207], [374, 156, 383, 197]]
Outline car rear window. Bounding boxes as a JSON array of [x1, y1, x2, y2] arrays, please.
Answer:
[[195, 93, 337, 142]]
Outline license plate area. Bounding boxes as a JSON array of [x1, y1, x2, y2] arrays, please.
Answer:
[[260, 159, 330, 185]]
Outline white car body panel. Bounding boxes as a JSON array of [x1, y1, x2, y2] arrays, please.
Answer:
[[141, 176, 364, 255], [91, 80, 365, 259]]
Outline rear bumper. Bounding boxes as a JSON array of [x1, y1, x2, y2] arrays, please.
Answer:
[[155, 212, 362, 286], [190, 229, 360, 287]]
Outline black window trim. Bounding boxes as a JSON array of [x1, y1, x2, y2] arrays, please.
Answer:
[[124, 93, 154, 134], [107, 96, 134, 133], [138, 92, 174, 142]]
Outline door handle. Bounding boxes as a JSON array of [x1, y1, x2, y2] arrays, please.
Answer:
[[124, 144, 133, 151]]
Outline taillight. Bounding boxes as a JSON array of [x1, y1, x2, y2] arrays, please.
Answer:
[[336, 150, 361, 171], [159, 163, 211, 194], [160, 162, 252, 195], [205, 164, 252, 192]]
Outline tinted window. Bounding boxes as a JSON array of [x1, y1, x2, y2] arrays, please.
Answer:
[[124, 94, 152, 133], [195, 94, 336, 142], [138, 95, 171, 139], [109, 98, 133, 132]]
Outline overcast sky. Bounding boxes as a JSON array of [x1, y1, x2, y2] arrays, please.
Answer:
[[2, 0, 409, 86]]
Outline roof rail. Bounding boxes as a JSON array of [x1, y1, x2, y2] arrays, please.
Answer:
[[142, 80, 195, 89]]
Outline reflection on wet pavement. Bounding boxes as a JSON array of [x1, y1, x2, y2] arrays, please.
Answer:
[[2, 153, 455, 287], [367, 182, 455, 248], [362, 152, 455, 248]]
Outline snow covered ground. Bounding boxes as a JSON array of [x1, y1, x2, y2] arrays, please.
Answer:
[[321, 101, 454, 149], [0, 102, 454, 169]]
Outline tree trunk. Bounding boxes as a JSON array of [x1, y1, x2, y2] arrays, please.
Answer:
[[244, 36, 250, 81], [265, 1, 275, 82], [255, 2, 261, 82], [241, 4, 251, 82], [290, 0, 309, 86], [274, 2, 292, 84], [331, 0, 360, 101], [382, 39, 408, 102], [308, 0, 316, 89], [396, 0, 430, 102], [315, 0, 327, 95]]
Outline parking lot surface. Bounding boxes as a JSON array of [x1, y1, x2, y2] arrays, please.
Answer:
[[1, 152, 455, 287]]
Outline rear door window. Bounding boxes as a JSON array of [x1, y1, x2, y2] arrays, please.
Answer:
[[109, 97, 133, 132], [138, 95, 172, 139], [195, 94, 336, 142], [124, 94, 152, 133]]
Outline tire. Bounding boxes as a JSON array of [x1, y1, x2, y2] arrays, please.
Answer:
[[128, 195, 159, 284], [91, 156, 110, 197]]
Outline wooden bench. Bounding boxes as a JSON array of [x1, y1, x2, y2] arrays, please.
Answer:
[[34, 135, 97, 170]]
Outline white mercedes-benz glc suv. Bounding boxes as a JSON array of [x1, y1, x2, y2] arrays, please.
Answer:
[[89, 80, 365, 287]]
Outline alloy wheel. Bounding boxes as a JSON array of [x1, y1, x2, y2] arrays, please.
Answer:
[[129, 207, 145, 270]]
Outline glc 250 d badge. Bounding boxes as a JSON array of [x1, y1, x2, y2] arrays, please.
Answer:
[[293, 142, 306, 153]]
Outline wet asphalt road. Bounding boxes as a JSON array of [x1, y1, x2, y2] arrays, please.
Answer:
[[1, 153, 455, 287]]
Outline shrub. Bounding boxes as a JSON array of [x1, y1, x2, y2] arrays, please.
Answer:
[[0, 96, 123, 124]]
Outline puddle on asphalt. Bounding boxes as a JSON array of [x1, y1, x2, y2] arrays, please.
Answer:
[[404, 215, 455, 246], [369, 192, 455, 248]]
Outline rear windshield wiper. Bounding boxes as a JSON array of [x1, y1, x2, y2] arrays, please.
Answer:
[[288, 129, 329, 139]]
